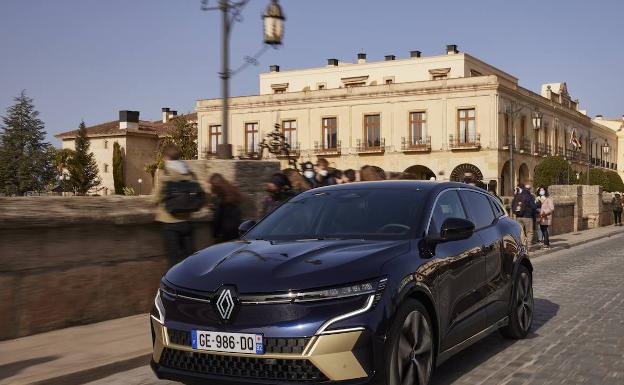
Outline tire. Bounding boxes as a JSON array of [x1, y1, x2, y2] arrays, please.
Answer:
[[500, 264, 534, 339], [386, 299, 435, 385]]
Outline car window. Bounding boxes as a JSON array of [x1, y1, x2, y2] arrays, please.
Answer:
[[245, 189, 425, 241], [430, 190, 467, 236], [489, 197, 505, 218], [461, 190, 496, 230]]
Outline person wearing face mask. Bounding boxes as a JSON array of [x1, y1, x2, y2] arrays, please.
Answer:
[[301, 162, 317, 189], [536, 186, 554, 249], [314, 158, 337, 187], [262, 172, 296, 216]]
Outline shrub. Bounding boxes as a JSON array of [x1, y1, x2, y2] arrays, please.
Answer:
[[605, 170, 624, 192], [533, 156, 578, 188]]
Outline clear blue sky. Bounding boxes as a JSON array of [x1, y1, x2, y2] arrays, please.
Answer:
[[1, 0, 622, 146]]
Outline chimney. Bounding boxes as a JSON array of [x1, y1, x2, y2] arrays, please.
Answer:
[[161, 107, 170, 123], [446, 44, 459, 54], [119, 110, 139, 130], [171, 111, 177, 119], [385, 55, 396, 61], [269, 64, 280, 72], [410, 50, 421, 58], [357, 52, 366, 64], [327, 58, 339, 66]]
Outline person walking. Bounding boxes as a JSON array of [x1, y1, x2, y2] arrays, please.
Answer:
[[209, 173, 243, 243], [301, 162, 317, 189], [511, 184, 537, 249], [487, 180, 503, 203], [314, 158, 337, 187], [262, 172, 296, 216], [537, 187, 554, 249], [360, 165, 386, 181], [283, 168, 311, 194], [154, 144, 205, 267], [612, 193, 623, 226]]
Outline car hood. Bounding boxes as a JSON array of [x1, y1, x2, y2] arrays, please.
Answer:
[[165, 239, 410, 293]]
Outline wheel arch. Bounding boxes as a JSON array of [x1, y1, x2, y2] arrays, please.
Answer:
[[406, 285, 440, 359]]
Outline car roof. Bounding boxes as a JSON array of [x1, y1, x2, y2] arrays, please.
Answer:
[[308, 180, 484, 195]]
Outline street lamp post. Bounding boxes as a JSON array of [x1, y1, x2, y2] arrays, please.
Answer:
[[505, 101, 524, 195], [204, 0, 285, 160], [138, 178, 143, 195]]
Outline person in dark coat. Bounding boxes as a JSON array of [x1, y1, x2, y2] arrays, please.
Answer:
[[262, 173, 296, 216], [209, 173, 243, 243], [511, 184, 537, 248]]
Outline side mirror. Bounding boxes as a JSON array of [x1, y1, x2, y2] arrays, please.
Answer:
[[238, 220, 257, 237], [439, 218, 475, 242]]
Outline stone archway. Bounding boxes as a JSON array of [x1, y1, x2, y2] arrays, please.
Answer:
[[403, 165, 436, 180], [450, 163, 483, 182], [501, 160, 512, 196], [519, 163, 530, 185]]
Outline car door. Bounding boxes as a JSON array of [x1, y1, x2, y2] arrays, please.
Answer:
[[429, 189, 486, 351], [460, 190, 503, 328]]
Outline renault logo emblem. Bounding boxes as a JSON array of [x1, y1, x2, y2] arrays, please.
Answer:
[[214, 286, 238, 323]]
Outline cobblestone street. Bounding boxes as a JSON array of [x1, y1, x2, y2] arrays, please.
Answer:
[[89, 234, 624, 385]]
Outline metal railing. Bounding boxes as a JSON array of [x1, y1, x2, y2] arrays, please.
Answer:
[[237, 146, 262, 160], [401, 136, 431, 152], [519, 138, 531, 153], [356, 138, 386, 154], [313, 140, 341, 156], [275, 142, 301, 158], [449, 133, 481, 149]]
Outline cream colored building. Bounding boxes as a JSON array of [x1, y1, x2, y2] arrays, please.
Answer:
[[197, 45, 621, 195], [56, 109, 196, 195]]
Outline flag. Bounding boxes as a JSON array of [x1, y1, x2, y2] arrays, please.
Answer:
[[570, 130, 582, 150]]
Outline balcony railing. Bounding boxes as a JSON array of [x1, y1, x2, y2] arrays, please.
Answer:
[[275, 142, 301, 158], [401, 136, 431, 152], [556, 146, 565, 157], [203, 149, 218, 159], [313, 140, 341, 156], [536, 143, 551, 157], [449, 134, 481, 150], [519, 138, 531, 154], [237, 146, 262, 160], [356, 138, 386, 154]]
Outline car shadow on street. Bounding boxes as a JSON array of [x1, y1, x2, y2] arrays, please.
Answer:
[[431, 298, 559, 385], [0, 355, 60, 380]]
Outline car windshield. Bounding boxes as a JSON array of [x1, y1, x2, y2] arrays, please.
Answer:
[[244, 188, 425, 241]]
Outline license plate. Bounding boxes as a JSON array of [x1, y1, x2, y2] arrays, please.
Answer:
[[191, 330, 264, 355]]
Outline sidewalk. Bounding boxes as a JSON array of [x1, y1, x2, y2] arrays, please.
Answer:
[[1, 226, 622, 385]]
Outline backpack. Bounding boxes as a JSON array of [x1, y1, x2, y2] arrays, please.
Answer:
[[163, 178, 206, 214]]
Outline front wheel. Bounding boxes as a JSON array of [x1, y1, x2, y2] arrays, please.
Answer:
[[387, 299, 434, 385], [501, 265, 534, 339]]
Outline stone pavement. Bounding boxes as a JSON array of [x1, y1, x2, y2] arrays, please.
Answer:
[[1, 225, 623, 385]]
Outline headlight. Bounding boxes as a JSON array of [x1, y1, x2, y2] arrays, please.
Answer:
[[150, 290, 165, 324], [294, 278, 386, 303]]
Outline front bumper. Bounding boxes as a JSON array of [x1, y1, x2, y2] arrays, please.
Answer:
[[150, 318, 374, 384]]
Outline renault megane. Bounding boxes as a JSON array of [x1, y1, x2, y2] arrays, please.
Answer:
[[150, 181, 533, 385]]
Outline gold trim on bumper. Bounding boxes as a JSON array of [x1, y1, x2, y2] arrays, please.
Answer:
[[151, 318, 369, 381]]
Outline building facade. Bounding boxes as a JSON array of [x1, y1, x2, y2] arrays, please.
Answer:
[[196, 45, 621, 195], [55, 108, 196, 195]]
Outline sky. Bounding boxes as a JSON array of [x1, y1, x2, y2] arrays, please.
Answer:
[[1, 0, 623, 146]]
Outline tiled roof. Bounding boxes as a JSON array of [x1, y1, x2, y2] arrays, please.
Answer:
[[55, 112, 197, 139]]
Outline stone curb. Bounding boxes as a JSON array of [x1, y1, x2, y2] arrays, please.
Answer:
[[27, 353, 151, 385], [531, 228, 623, 258]]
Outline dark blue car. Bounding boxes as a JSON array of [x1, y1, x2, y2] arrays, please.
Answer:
[[150, 181, 533, 385]]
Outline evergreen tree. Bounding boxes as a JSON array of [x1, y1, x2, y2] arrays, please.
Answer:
[[0, 91, 55, 195], [112, 141, 125, 194], [68, 121, 101, 195]]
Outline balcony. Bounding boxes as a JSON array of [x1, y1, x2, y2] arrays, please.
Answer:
[[237, 146, 262, 160], [313, 140, 341, 156], [276, 142, 301, 159], [519, 138, 531, 154], [401, 136, 431, 153], [449, 134, 480, 150], [536, 143, 551, 157], [203, 149, 218, 159], [556, 146, 565, 157], [356, 138, 386, 154]]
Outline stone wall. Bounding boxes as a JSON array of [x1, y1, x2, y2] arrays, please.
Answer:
[[0, 160, 280, 340]]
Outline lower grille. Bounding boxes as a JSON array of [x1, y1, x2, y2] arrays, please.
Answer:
[[159, 348, 328, 382], [167, 329, 310, 354]]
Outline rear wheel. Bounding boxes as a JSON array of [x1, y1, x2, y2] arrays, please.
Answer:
[[387, 300, 434, 385], [501, 265, 533, 339]]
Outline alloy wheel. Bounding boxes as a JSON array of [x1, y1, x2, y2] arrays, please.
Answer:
[[516, 272, 534, 332], [396, 310, 433, 385]]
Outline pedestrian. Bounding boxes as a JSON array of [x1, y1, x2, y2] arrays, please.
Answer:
[[209, 173, 243, 243], [487, 180, 503, 203], [283, 168, 310, 193], [314, 158, 336, 187], [612, 193, 623, 226], [536, 186, 554, 249], [343, 169, 356, 183], [301, 161, 317, 189], [511, 184, 537, 249], [262, 172, 296, 216], [154, 144, 205, 266], [360, 165, 385, 181]]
